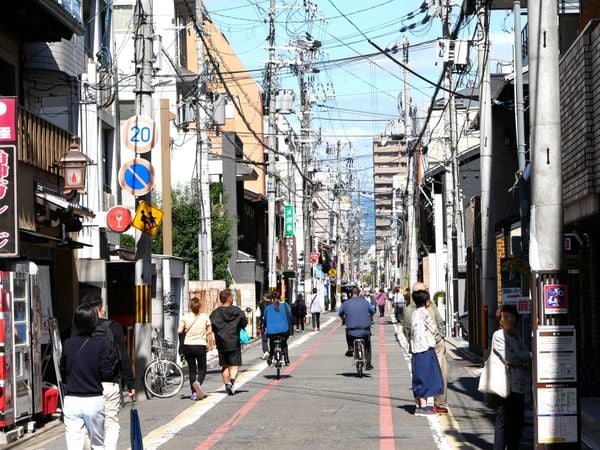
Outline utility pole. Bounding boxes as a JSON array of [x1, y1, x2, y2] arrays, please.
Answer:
[[403, 37, 418, 291], [195, 0, 213, 281], [478, 1, 496, 342], [133, 0, 153, 390], [266, 0, 277, 291], [441, 0, 458, 336], [335, 140, 342, 307], [301, 62, 313, 303], [528, 2, 578, 448]]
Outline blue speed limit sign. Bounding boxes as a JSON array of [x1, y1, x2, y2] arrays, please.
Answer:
[[119, 158, 155, 196], [122, 115, 157, 153]]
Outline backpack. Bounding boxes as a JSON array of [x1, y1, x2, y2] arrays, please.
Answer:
[[94, 319, 121, 380]]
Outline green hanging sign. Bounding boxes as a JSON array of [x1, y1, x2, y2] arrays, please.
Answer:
[[284, 204, 295, 237]]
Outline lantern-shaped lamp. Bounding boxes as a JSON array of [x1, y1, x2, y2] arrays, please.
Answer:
[[58, 137, 93, 194]]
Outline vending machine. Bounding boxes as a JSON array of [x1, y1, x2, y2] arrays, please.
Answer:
[[0, 262, 42, 429], [0, 275, 14, 428]]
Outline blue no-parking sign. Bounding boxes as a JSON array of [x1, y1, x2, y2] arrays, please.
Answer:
[[118, 158, 155, 196]]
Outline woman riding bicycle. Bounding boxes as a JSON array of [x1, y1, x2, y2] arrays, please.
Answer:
[[263, 292, 292, 366]]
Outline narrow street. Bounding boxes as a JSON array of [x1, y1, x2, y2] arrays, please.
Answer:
[[17, 310, 533, 450]]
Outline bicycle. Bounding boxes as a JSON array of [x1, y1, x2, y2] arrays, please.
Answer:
[[143, 334, 184, 398], [271, 336, 284, 380], [353, 338, 366, 378]]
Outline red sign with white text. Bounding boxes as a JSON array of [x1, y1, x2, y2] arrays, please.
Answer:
[[0, 145, 18, 257], [0, 98, 16, 142]]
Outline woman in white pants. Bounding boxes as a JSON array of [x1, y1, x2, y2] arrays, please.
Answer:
[[60, 303, 112, 449]]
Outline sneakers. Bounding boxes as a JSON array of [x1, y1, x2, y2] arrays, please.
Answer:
[[225, 383, 234, 395], [192, 381, 205, 400], [365, 364, 373, 370], [190, 393, 199, 401], [345, 350, 353, 357], [266, 359, 272, 366], [433, 405, 449, 414], [262, 351, 270, 360], [415, 406, 438, 416]]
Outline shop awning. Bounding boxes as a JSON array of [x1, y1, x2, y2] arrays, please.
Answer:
[[35, 191, 95, 218]]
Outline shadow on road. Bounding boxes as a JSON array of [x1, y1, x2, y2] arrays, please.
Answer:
[[336, 371, 373, 378]]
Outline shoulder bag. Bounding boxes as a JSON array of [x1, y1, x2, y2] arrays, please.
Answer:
[[178, 316, 199, 356], [478, 339, 510, 398]]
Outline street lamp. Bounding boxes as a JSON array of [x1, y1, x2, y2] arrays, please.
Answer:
[[56, 136, 93, 194]]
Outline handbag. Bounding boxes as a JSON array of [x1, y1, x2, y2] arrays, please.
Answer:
[[425, 328, 437, 348], [239, 328, 250, 345], [478, 339, 510, 398]]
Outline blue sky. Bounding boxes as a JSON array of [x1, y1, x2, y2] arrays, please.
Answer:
[[202, 1, 517, 242]]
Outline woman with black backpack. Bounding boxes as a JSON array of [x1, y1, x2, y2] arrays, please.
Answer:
[[294, 294, 306, 332]]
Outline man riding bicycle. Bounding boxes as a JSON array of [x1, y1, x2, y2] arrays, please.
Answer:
[[338, 287, 375, 370]]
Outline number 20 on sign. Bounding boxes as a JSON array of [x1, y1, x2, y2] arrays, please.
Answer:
[[122, 115, 157, 154]]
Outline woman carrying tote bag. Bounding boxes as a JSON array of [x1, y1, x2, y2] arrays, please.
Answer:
[[480, 304, 531, 450]]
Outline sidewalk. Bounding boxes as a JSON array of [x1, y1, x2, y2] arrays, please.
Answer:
[[445, 336, 600, 450]]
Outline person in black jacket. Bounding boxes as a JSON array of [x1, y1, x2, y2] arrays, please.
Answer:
[[61, 303, 112, 450], [82, 294, 136, 450], [209, 289, 247, 395], [294, 293, 306, 332]]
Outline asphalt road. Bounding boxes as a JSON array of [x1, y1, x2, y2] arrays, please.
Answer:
[[16, 310, 532, 450]]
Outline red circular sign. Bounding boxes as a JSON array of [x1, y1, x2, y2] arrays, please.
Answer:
[[106, 206, 132, 233], [310, 252, 320, 263]]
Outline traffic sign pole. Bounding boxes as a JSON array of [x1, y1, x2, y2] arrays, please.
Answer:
[[132, 0, 154, 396]]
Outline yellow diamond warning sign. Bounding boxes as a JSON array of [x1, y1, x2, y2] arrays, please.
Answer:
[[132, 200, 163, 237]]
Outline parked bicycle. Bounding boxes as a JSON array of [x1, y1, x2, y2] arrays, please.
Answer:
[[353, 338, 366, 378], [143, 333, 184, 398]]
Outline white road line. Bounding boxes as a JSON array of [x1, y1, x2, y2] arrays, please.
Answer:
[[138, 316, 336, 450], [392, 320, 454, 450]]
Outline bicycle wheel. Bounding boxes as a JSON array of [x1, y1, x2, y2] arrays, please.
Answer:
[[356, 360, 363, 378], [144, 359, 184, 398]]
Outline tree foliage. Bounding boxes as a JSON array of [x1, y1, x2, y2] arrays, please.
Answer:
[[150, 181, 234, 283]]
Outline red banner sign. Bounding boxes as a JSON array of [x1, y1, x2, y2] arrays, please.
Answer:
[[0, 98, 17, 143]]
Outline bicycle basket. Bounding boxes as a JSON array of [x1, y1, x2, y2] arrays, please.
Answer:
[[159, 340, 178, 361]]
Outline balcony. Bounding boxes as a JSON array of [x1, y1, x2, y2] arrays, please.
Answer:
[[17, 107, 71, 172], [0, 0, 84, 42]]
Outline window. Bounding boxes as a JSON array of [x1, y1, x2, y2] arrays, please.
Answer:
[[113, 4, 134, 33]]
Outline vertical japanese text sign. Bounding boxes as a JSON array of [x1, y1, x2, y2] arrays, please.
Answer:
[[0, 97, 18, 257], [284, 204, 295, 237]]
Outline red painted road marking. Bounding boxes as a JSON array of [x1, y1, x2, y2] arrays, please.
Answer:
[[195, 325, 339, 449], [379, 317, 395, 450]]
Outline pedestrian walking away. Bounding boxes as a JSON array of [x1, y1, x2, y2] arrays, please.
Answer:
[[209, 288, 248, 395], [293, 293, 306, 332], [82, 294, 136, 450], [177, 296, 212, 400], [309, 288, 322, 331], [392, 287, 405, 323], [61, 303, 113, 450], [257, 291, 273, 360], [375, 288, 387, 317]]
